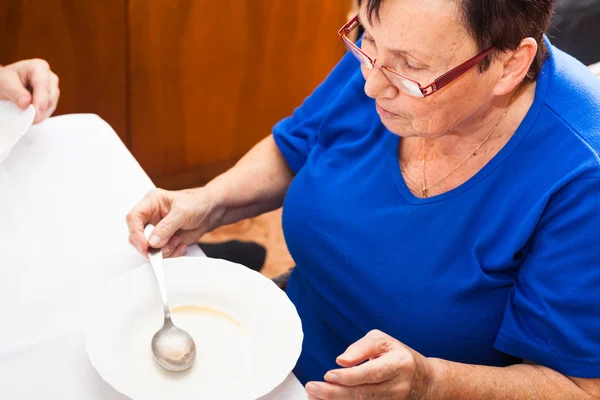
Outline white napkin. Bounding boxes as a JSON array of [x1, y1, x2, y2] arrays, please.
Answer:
[[0, 100, 35, 163]]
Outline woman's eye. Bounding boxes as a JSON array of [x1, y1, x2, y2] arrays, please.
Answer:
[[361, 37, 376, 54], [362, 36, 375, 47], [403, 60, 424, 72], [361, 36, 425, 73]]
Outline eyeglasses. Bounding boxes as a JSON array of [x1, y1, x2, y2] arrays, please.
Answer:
[[338, 14, 496, 98]]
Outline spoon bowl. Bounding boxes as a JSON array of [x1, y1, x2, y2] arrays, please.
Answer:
[[151, 319, 196, 371]]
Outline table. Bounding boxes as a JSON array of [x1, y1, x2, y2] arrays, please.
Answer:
[[0, 114, 306, 399]]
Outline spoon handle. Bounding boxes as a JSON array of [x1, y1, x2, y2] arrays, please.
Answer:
[[144, 224, 171, 321]]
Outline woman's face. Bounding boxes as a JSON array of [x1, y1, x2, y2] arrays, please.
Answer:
[[360, 0, 502, 138]]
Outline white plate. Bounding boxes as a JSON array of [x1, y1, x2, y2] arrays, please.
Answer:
[[0, 100, 36, 163], [84, 257, 303, 400]]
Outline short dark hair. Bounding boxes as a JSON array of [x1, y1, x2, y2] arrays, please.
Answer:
[[356, 0, 554, 82]]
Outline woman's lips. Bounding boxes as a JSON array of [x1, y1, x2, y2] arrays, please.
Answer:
[[376, 103, 407, 119]]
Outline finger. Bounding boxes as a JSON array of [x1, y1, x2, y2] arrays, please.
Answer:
[[161, 235, 181, 258], [126, 197, 157, 256], [149, 209, 184, 248], [26, 62, 51, 123], [325, 352, 399, 386], [128, 236, 141, 253], [337, 329, 392, 367], [305, 382, 360, 400], [0, 68, 31, 108], [305, 382, 329, 400], [41, 72, 59, 121], [307, 381, 389, 400], [170, 243, 188, 258], [127, 218, 149, 256]]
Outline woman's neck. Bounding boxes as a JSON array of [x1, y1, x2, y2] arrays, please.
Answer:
[[399, 82, 536, 197], [427, 83, 535, 159]]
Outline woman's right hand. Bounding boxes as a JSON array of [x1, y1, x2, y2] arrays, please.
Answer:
[[126, 187, 222, 258]]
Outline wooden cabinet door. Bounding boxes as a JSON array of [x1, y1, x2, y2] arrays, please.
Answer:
[[129, 0, 349, 188], [0, 0, 128, 143]]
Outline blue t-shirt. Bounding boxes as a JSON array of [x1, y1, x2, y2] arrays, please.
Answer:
[[273, 40, 600, 384]]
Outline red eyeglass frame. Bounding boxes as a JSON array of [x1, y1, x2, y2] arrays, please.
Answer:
[[338, 14, 497, 97]]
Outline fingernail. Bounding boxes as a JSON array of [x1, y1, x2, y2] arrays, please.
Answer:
[[325, 371, 338, 382], [337, 353, 354, 364], [181, 245, 188, 255], [149, 235, 160, 247], [18, 95, 29, 108], [305, 383, 319, 395]]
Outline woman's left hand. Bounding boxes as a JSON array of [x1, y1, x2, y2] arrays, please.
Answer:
[[305, 330, 433, 400]]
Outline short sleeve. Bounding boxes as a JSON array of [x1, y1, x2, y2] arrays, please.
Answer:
[[495, 176, 600, 378], [272, 49, 361, 173]]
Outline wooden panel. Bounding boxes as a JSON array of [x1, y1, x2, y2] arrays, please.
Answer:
[[129, 0, 350, 188], [0, 0, 128, 143]]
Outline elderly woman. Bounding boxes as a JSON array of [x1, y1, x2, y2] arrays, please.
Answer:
[[0, 59, 59, 123], [127, 0, 600, 398]]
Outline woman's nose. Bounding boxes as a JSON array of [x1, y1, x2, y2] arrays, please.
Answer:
[[363, 60, 398, 100]]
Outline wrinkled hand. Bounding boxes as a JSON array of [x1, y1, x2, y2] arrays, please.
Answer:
[[126, 188, 222, 258], [306, 330, 432, 400], [0, 59, 60, 124]]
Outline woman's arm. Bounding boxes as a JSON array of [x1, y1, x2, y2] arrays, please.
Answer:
[[127, 135, 295, 255], [306, 330, 600, 399], [205, 135, 294, 228], [426, 358, 600, 399]]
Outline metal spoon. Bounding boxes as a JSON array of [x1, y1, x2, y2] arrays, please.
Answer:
[[144, 224, 196, 371]]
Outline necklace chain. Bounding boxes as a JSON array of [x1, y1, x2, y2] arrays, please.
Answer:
[[420, 91, 519, 198]]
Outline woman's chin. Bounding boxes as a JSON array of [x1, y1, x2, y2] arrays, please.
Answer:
[[380, 118, 417, 138]]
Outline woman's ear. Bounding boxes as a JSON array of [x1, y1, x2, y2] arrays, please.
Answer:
[[493, 37, 538, 96]]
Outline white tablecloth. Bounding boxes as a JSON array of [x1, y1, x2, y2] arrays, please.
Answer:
[[0, 114, 306, 399]]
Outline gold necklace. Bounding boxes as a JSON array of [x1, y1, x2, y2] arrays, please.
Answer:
[[420, 92, 519, 198]]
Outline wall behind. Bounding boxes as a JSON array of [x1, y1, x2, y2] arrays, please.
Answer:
[[0, 1, 128, 143], [1, 0, 349, 188]]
